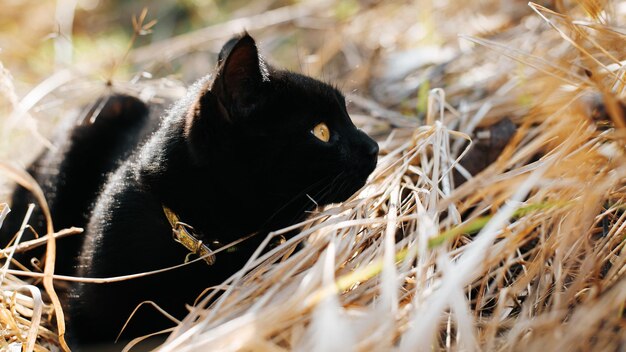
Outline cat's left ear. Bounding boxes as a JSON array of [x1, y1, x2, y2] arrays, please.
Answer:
[[211, 33, 266, 118], [184, 89, 229, 164]]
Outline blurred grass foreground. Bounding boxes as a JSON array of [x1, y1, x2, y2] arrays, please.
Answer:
[[2, 0, 626, 351]]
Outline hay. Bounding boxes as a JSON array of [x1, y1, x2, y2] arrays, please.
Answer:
[[1, 0, 626, 351]]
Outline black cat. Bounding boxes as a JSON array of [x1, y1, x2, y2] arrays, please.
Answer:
[[3, 33, 378, 346]]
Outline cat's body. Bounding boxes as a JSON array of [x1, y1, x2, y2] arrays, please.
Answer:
[[1, 34, 378, 346]]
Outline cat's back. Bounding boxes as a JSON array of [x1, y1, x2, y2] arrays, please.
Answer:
[[1, 94, 159, 273]]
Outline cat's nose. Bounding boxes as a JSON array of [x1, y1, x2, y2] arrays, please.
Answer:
[[365, 138, 379, 157], [358, 130, 378, 158], [356, 131, 378, 173]]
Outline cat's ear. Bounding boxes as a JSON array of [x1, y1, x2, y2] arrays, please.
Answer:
[[211, 33, 266, 118], [217, 36, 240, 64], [184, 89, 228, 164]]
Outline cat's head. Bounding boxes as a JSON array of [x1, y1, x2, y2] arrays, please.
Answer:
[[184, 33, 378, 212]]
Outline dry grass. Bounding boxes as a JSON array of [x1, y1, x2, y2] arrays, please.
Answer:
[[1, 0, 626, 351]]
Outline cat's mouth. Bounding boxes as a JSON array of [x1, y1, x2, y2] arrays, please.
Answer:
[[325, 161, 377, 203]]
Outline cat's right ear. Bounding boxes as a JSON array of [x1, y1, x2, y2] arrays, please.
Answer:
[[211, 33, 266, 119]]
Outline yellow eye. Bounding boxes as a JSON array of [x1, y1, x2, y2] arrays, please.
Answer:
[[312, 122, 330, 142]]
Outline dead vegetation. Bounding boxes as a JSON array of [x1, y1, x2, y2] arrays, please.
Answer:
[[1, 0, 626, 351]]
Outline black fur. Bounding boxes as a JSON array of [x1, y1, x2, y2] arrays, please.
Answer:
[[1, 95, 155, 273], [2, 34, 378, 346]]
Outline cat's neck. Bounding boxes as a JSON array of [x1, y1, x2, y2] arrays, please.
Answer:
[[139, 147, 305, 244], [157, 170, 310, 243]]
